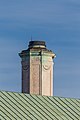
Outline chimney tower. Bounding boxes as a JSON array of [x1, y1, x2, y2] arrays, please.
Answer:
[[19, 41, 55, 96]]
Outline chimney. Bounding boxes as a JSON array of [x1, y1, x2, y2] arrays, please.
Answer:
[[19, 41, 55, 96]]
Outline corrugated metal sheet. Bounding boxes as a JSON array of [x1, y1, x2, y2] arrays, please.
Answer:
[[0, 91, 80, 120]]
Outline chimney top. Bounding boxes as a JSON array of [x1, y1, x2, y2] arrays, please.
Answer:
[[28, 41, 46, 49]]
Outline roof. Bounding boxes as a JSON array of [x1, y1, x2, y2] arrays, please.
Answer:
[[0, 91, 80, 120]]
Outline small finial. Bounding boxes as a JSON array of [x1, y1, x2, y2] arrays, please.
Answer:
[[31, 35, 32, 41]]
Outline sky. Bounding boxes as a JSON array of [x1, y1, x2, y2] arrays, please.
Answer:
[[0, 0, 80, 99]]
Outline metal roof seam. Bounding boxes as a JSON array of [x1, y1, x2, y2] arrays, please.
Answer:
[[24, 94, 53, 120], [0, 105, 15, 120], [19, 94, 47, 120], [1, 97, 21, 120], [66, 99, 80, 112], [65, 99, 80, 116], [13, 93, 44, 120], [1, 92, 28, 119], [0, 114, 6, 120], [48, 97, 74, 120], [56, 98, 80, 120], [9, 92, 38, 120], [6, 92, 30, 120], [37, 95, 64, 120], [43, 96, 69, 120], [76, 100, 80, 104], [71, 99, 80, 107], [31, 95, 60, 120], [1, 91, 80, 120], [59, 98, 80, 120], [29, 95, 55, 120]]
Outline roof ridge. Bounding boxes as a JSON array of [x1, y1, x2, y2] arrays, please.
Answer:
[[0, 90, 80, 100]]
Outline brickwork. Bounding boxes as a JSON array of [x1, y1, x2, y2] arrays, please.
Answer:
[[30, 56, 41, 95], [22, 60, 30, 93], [42, 56, 53, 96]]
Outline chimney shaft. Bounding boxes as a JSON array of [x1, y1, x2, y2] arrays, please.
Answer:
[[19, 40, 55, 96]]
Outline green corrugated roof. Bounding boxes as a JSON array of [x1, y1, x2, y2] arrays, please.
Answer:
[[0, 91, 80, 120]]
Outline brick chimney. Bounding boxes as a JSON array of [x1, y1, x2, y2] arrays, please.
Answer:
[[19, 41, 55, 96]]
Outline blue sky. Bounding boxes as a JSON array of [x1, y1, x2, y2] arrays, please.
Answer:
[[0, 0, 80, 98]]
